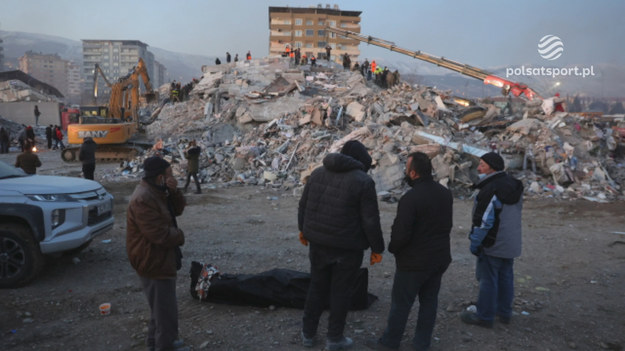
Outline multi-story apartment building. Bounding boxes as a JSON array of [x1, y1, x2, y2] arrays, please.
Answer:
[[153, 60, 167, 89], [19, 52, 69, 98], [66, 61, 82, 104], [81, 40, 157, 103], [268, 4, 361, 64]]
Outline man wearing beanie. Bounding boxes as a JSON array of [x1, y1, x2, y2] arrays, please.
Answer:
[[298, 140, 384, 350], [127, 156, 189, 351], [461, 152, 524, 328]]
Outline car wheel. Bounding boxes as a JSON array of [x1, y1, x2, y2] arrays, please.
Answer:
[[0, 223, 44, 288]]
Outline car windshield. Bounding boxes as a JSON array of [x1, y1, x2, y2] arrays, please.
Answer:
[[0, 160, 27, 179]]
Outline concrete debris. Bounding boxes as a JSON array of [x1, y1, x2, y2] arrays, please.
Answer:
[[100, 57, 624, 202]]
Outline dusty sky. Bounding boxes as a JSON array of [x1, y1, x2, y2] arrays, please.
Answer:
[[2, 0, 624, 67]]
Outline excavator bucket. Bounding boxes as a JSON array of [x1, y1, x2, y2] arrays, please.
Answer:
[[144, 91, 157, 103]]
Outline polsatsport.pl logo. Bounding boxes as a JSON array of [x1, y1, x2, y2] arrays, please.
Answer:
[[505, 34, 595, 79]]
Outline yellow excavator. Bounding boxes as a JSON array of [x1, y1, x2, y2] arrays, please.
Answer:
[[61, 58, 157, 162]]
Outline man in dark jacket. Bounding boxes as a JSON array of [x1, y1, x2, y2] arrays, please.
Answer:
[[126, 156, 189, 351], [461, 152, 523, 328], [78, 137, 97, 180], [45, 125, 53, 149], [0, 127, 9, 153], [368, 152, 453, 351], [298, 140, 384, 350], [15, 141, 42, 174], [183, 140, 201, 194]]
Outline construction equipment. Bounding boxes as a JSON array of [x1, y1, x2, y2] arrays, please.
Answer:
[[62, 58, 157, 162], [326, 26, 541, 100]]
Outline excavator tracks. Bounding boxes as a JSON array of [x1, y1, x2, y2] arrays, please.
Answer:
[[61, 145, 143, 163]]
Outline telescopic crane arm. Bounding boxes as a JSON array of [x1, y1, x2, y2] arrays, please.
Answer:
[[326, 26, 541, 100]]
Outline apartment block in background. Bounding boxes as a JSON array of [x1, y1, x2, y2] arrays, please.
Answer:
[[81, 40, 155, 103], [19, 52, 68, 99], [0, 37, 4, 71], [268, 4, 361, 64]]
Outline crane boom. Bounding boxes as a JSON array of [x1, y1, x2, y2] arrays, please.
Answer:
[[326, 26, 541, 100]]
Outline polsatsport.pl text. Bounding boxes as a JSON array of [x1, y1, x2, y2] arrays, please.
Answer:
[[506, 66, 595, 78]]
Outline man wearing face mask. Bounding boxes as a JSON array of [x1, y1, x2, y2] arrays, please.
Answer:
[[126, 156, 189, 351], [461, 152, 523, 328], [367, 152, 452, 351]]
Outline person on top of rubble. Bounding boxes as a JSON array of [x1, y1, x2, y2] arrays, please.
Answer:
[[15, 141, 42, 175], [285, 45, 290, 58], [367, 152, 453, 351], [226, 52, 231, 63], [295, 48, 301, 65], [342, 53, 351, 70], [352, 62, 360, 72], [298, 140, 385, 350], [460, 152, 523, 329], [246, 51, 252, 61], [126, 156, 189, 351], [301, 54, 307, 65], [234, 53, 239, 62], [326, 45, 332, 61], [362, 59, 369, 78], [183, 140, 202, 194], [215, 58, 221, 65], [310, 55, 316, 67], [34, 105, 41, 126]]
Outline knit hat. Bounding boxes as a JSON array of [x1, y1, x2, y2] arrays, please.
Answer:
[[143, 156, 170, 178], [480, 152, 505, 171], [341, 140, 372, 171]]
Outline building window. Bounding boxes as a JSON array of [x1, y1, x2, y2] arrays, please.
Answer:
[[305, 30, 314, 37], [318, 20, 325, 26], [317, 41, 327, 48], [318, 30, 325, 36], [295, 30, 303, 37], [306, 19, 313, 25], [295, 42, 303, 48], [340, 22, 348, 28], [283, 19, 291, 25], [328, 20, 336, 27], [305, 43, 313, 48], [295, 18, 303, 25], [283, 31, 291, 36], [329, 32, 336, 39]]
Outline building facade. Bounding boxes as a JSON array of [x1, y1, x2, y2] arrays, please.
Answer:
[[0, 37, 4, 71], [153, 60, 167, 89], [81, 40, 157, 103], [19, 52, 69, 99], [268, 5, 361, 64]]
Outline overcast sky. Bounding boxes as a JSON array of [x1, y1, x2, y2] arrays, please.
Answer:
[[2, 0, 624, 67]]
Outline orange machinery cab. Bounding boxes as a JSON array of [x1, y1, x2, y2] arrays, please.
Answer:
[[67, 106, 137, 145]]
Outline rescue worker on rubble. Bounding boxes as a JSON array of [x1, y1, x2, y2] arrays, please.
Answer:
[[234, 53, 239, 62], [362, 59, 369, 77], [310, 55, 316, 67], [369, 60, 376, 81], [226, 52, 231, 63], [246, 51, 252, 61]]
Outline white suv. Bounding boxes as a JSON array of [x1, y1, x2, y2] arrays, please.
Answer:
[[0, 160, 114, 288]]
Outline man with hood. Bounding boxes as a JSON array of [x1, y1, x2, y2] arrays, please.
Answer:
[[298, 140, 385, 350], [78, 137, 97, 180], [461, 152, 524, 328]]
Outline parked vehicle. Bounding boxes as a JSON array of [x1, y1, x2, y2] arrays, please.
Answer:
[[0, 160, 114, 288]]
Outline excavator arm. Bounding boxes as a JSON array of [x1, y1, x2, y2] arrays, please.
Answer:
[[326, 26, 541, 100]]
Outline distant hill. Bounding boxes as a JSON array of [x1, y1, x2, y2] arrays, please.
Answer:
[[2, 30, 623, 97]]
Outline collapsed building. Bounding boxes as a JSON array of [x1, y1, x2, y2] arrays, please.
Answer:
[[104, 57, 624, 202]]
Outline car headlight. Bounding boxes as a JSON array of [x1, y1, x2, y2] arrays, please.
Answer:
[[27, 194, 73, 202], [51, 209, 65, 229]]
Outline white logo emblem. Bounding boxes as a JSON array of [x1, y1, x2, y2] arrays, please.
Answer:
[[538, 35, 564, 60], [78, 130, 108, 138]]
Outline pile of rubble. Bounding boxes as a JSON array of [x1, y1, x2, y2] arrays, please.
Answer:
[[104, 57, 625, 202]]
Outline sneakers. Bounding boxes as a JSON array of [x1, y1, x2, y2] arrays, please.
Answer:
[[460, 310, 494, 328], [301, 331, 314, 348], [326, 336, 354, 350]]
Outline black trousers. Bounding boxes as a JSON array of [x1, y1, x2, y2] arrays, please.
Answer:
[[184, 172, 200, 191], [82, 163, 95, 180], [302, 243, 363, 341], [47, 137, 52, 149], [140, 277, 179, 351]]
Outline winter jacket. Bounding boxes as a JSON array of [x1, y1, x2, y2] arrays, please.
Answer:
[[126, 180, 186, 279], [55, 128, 63, 141], [185, 146, 201, 174], [15, 151, 41, 174], [389, 177, 453, 271], [298, 153, 384, 253], [78, 138, 97, 165], [469, 171, 523, 259]]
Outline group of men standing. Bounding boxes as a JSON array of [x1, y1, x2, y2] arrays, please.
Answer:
[[297, 142, 523, 351], [124, 139, 522, 351]]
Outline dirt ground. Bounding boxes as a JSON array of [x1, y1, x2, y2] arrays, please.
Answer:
[[1, 149, 624, 351]]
